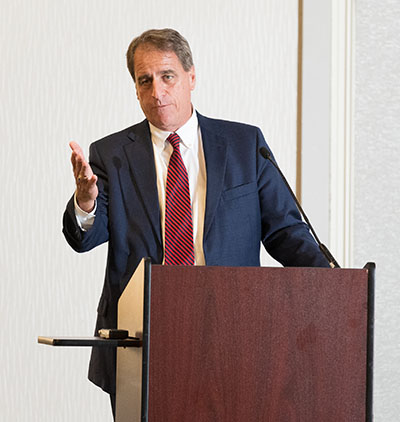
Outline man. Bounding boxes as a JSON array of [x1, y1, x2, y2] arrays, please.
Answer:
[[63, 28, 329, 411]]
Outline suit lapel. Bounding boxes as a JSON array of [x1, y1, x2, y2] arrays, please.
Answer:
[[198, 114, 228, 240], [122, 120, 162, 247], [120, 115, 227, 248]]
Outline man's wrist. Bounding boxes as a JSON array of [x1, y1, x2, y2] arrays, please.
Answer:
[[74, 193, 96, 231], [76, 196, 95, 213], [74, 194, 97, 217]]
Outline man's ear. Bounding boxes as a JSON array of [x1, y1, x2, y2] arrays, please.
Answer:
[[189, 66, 196, 91]]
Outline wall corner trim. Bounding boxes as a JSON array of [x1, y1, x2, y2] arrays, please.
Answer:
[[330, 0, 355, 267]]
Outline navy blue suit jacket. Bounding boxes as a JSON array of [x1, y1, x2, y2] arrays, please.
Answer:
[[63, 113, 329, 394]]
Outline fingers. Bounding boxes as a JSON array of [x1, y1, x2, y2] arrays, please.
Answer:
[[70, 142, 84, 170], [69, 141, 93, 180], [77, 160, 93, 181], [69, 141, 84, 156], [76, 173, 97, 190], [72, 155, 83, 179], [70, 142, 84, 176]]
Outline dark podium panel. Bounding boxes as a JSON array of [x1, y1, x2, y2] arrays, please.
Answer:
[[117, 260, 374, 422]]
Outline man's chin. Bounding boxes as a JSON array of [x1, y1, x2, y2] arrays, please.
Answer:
[[148, 114, 178, 132], [147, 108, 191, 132]]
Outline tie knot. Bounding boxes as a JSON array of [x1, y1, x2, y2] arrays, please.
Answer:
[[167, 133, 181, 151]]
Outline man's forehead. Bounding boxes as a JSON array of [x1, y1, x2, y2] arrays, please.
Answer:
[[134, 45, 178, 62], [134, 46, 183, 76]]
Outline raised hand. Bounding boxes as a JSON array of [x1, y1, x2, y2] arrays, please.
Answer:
[[69, 141, 98, 212]]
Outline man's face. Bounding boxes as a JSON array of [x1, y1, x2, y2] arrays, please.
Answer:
[[134, 45, 196, 132]]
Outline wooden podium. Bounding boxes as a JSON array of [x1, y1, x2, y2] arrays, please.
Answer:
[[115, 259, 374, 422]]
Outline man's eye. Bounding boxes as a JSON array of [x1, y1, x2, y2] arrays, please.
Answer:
[[139, 79, 150, 86], [163, 74, 173, 81]]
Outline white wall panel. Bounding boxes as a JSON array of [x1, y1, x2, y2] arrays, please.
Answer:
[[0, 0, 298, 420]]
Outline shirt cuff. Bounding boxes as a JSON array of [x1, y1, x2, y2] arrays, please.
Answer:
[[74, 193, 97, 231]]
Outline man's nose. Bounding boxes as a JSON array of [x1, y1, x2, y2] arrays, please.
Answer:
[[151, 79, 164, 100]]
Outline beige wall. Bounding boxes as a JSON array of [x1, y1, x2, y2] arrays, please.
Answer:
[[354, 1, 400, 420], [303, 1, 400, 419], [0, 1, 299, 420]]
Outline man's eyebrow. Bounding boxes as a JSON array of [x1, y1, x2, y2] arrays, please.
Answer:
[[160, 69, 177, 75]]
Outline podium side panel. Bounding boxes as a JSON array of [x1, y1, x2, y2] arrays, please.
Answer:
[[116, 259, 149, 422]]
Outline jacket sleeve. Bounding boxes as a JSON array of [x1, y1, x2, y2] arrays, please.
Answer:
[[256, 129, 330, 268]]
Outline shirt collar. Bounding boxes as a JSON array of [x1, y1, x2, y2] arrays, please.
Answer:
[[149, 109, 198, 152]]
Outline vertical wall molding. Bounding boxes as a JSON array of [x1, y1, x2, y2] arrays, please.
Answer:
[[330, 0, 355, 267], [296, 0, 304, 201]]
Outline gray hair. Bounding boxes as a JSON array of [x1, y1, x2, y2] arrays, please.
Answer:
[[126, 28, 194, 81]]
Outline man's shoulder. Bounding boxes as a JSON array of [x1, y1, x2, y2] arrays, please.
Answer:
[[197, 113, 261, 138], [91, 119, 149, 150]]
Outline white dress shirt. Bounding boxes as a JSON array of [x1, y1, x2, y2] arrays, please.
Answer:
[[75, 110, 207, 265]]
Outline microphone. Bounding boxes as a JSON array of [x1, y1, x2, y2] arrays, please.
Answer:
[[259, 147, 340, 268]]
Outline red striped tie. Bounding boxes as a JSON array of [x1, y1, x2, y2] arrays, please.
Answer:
[[164, 133, 195, 265]]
